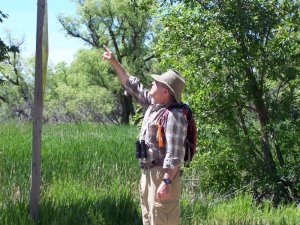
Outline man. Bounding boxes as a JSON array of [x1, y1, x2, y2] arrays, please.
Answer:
[[103, 46, 188, 225]]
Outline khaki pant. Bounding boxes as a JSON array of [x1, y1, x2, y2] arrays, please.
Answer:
[[139, 166, 181, 225]]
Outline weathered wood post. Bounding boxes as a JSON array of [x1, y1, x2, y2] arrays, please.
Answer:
[[30, 0, 48, 221]]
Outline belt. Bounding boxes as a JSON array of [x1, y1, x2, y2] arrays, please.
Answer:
[[140, 161, 163, 169]]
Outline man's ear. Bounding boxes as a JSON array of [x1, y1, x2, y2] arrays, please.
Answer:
[[163, 89, 169, 95]]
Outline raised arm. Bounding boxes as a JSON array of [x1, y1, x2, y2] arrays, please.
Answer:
[[102, 45, 129, 86]]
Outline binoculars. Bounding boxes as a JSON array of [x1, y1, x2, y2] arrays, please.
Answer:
[[136, 140, 147, 159]]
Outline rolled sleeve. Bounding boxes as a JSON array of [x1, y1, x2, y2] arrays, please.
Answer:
[[163, 109, 188, 169], [124, 76, 152, 109]]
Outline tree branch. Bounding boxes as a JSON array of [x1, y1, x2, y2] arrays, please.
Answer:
[[143, 53, 156, 62], [0, 95, 7, 103], [58, 16, 94, 46], [1, 72, 18, 85], [236, 102, 263, 161], [86, 16, 101, 48], [194, 0, 210, 10]]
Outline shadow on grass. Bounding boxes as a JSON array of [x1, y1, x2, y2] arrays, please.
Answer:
[[1, 194, 142, 225]]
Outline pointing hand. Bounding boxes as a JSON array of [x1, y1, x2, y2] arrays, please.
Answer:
[[102, 45, 115, 61]]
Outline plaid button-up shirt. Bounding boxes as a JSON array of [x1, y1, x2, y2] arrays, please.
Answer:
[[125, 76, 188, 168]]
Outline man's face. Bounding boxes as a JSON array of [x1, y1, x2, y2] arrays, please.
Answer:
[[149, 80, 168, 103]]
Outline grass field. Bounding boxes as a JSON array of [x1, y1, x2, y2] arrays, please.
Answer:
[[0, 122, 299, 225]]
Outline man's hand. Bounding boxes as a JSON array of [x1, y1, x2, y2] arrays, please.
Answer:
[[156, 182, 171, 202], [102, 45, 116, 62]]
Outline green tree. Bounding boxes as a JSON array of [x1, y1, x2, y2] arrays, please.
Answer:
[[58, 0, 156, 124], [44, 49, 117, 123], [0, 10, 9, 105], [156, 0, 300, 203], [0, 33, 33, 119], [0, 11, 9, 62]]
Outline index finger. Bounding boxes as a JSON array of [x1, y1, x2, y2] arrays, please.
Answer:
[[103, 45, 110, 52]]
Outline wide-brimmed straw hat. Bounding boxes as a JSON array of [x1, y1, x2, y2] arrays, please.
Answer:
[[151, 70, 185, 103]]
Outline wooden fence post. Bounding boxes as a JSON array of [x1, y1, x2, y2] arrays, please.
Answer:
[[30, 0, 48, 221]]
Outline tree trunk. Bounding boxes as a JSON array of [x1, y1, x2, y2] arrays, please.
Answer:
[[245, 66, 277, 174], [261, 131, 276, 172], [244, 67, 295, 203], [120, 92, 135, 124], [274, 142, 285, 167], [237, 103, 264, 162]]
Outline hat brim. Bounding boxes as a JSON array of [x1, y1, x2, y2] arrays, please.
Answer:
[[151, 74, 181, 103]]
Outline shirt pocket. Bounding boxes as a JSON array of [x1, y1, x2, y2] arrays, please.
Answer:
[[147, 124, 158, 145]]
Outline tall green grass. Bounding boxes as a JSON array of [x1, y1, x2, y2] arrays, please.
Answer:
[[1, 122, 141, 225], [1, 122, 299, 225], [181, 193, 300, 225]]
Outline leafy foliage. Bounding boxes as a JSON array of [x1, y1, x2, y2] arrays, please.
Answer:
[[0, 11, 9, 62], [1, 0, 300, 206], [0, 47, 34, 119], [44, 49, 117, 123], [155, 0, 300, 203], [58, 0, 158, 123]]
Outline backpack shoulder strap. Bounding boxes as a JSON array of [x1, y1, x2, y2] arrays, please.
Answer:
[[157, 104, 179, 126]]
